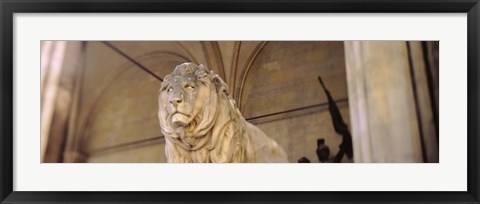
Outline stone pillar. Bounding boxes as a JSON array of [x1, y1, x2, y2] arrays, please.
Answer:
[[344, 41, 424, 163], [41, 41, 67, 162], [41, 41, 86, 163]]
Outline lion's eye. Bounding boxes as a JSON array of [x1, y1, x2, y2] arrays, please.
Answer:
[[167, 87, 173, 93], [185, 85, 195, 91]]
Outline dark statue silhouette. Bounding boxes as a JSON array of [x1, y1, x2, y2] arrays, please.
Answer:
[[316, 138, 330, 162], [297, 76, 354, 163], [297, 157, 311, 163], [318, 76, 353, 162]]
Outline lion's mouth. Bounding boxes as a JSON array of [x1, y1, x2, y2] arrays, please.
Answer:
[[171, 113, 190, 128], [171, 113, 200, 148]]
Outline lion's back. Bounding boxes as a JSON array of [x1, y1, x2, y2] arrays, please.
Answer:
[[244, 122, 289, 163]]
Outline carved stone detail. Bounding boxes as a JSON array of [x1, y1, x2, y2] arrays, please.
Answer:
[[158, 63, 288, 163]]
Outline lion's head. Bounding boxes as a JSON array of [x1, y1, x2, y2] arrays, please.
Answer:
[[158, 63, 242, 162]]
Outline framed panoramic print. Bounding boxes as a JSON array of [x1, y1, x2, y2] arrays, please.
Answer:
[[1, 0, 479, 203]]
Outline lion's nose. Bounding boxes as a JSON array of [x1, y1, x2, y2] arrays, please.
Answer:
[[170, 96, 183, 105]]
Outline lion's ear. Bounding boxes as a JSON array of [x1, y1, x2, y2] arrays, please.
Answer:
[[213, 75, 229, 96], [161, 74, 172, 90], [195, 64, 211, 78]]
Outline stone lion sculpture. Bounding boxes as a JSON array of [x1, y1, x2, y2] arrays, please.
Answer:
[[158, 62, 288, 163]]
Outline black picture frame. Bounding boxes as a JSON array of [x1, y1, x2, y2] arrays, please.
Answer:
[[1, 0, 479, 203]]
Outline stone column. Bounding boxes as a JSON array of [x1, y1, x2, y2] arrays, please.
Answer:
[[41, 41, 67, 162], [41, 41, 86, 162], [344, 41, 424, 163]]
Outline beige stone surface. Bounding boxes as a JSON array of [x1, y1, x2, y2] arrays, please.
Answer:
[[344, 41, 423, 163], [217, 41, 235, 84], [240, 41, 347, 118], [229, 41, 264, 98]]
